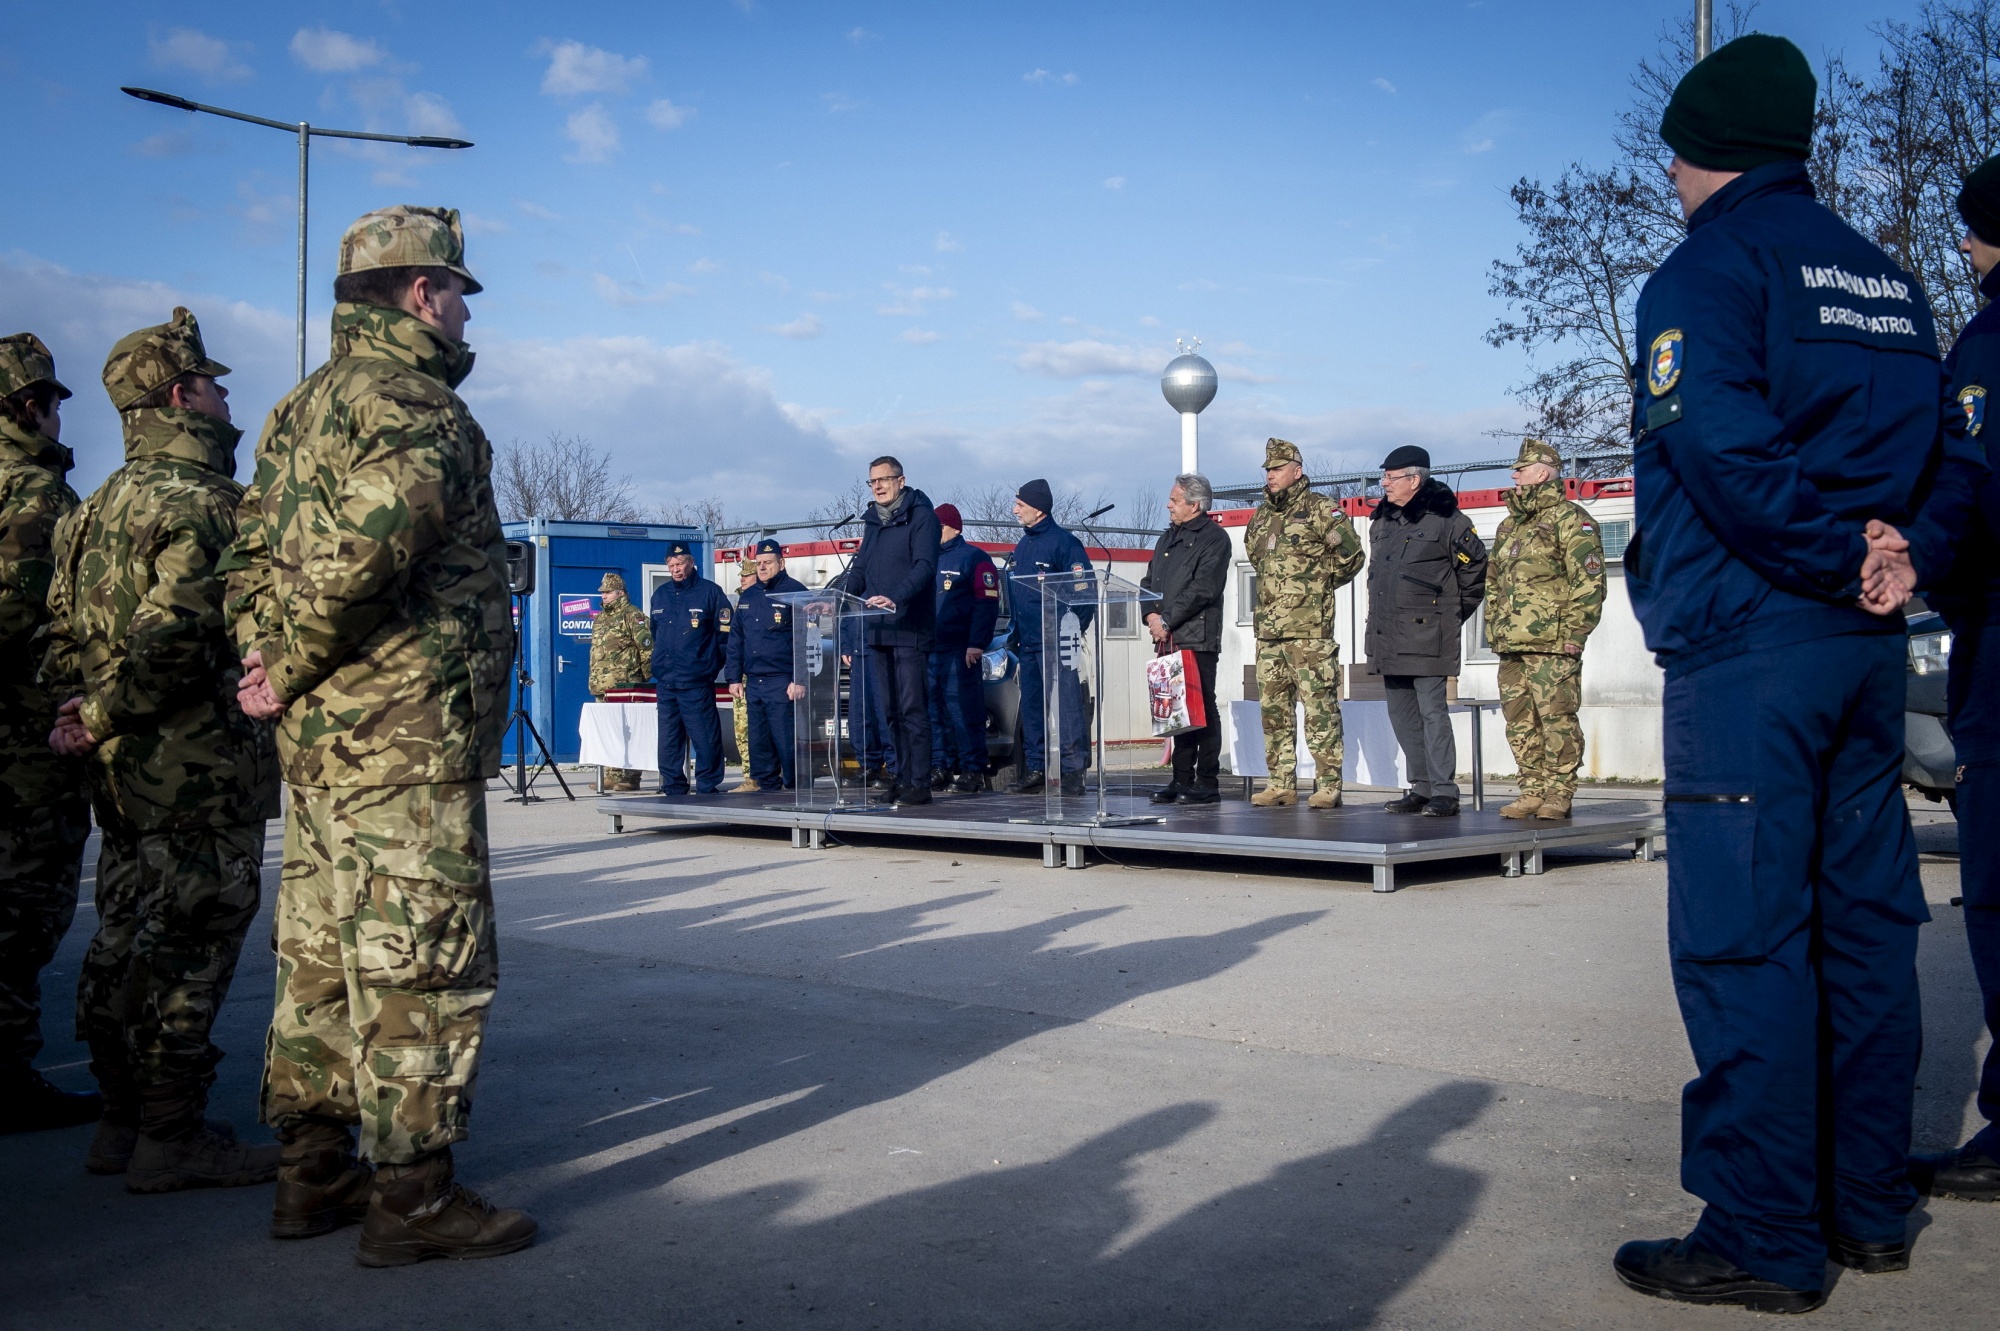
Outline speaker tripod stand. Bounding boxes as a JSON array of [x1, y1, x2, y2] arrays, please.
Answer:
[[505, 591, 573, 804]]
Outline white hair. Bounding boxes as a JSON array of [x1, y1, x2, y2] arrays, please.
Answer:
[[1172, 472, 1213, 512]]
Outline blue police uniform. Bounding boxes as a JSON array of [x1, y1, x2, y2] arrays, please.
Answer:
[[649, 568, 732, 794], [1628, 158, 1976, 1290], [929, 535, 1001, 779], [725, 570, 806, 789], [1009, 516, 1093, 778], [1909, 263, 2000, 1164]]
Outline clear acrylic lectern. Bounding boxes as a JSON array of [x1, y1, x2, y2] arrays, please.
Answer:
[[1008, 567, 1162, 826], [773, 588, 890, 809]]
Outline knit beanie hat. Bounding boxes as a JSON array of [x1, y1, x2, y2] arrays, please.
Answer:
[[1660, 34, 1816, 172], [1959, 156, 2000, 246]]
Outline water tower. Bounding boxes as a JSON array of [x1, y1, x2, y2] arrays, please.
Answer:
[[1160, 338, 1218, 474]]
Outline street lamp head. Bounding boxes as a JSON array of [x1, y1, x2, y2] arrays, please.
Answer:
[[122, 86, 198, 112], [407, 136, 475, 150]]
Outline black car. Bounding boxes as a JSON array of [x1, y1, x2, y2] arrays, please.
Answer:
[[1905, 604, 1956, 807]]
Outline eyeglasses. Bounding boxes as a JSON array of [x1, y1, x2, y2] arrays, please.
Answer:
[[867, 474, 902, 487], [1382, 469, 1421, 483]]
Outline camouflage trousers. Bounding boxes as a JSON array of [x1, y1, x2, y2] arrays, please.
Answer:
[[76, 822, 263, 1131], [1257, 639, 1345, 790], [261, 781, 497, 1164], [0, 801, 90, 1069], [1498, 652, 1585, 798]]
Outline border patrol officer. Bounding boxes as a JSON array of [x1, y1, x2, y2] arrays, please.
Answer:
[[43, 310, 281, 1190], [729, 554, 761, 793], [1611, 37, 1981, 1312], [587, 571, 651, 792], [928, 503, 1000, 793], [649, 540, 730, 795], [1006, 479, 1091, 797], [1899, 157, 2000, 1204], [724, 539, 806, 790], [0, 333, 95, 1136], [1485, 439, 1606, 821]]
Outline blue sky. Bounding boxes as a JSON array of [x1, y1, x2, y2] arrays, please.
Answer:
[[1, 0, 1919, 519]]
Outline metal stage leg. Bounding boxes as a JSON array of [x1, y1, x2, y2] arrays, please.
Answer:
[[1502, 850, 1521, 878], [605, 813, 624, 834], [1635, 835, 1661, 862], [1372, 864, 1397, 893], [1523, 846, 1545, 875], [792, 827, 826, 850], [1042, 843, 1059, 869], [1065, 844, 1085, 870]]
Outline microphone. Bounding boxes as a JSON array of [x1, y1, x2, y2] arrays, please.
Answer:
[[826, 511, 860, 530], [1083, 503, 1115, 522]]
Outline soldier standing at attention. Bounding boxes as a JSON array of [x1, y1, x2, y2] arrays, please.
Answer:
[[928, 503, 1000, 792], [1612, 37, 1981, 1311], [0, 333, 96, 1136], [724, 539, 807, 790], [229, 206, 534, 1263], [41, 310, 280, 1189], [587, 571, 650, 792], [648, 540, 731, 795], [729, 554, 760, 794], [1245, 439, 1365, 809], [1484, 440, 1606, 821]]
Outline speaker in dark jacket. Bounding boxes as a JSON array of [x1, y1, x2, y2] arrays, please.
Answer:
[[835, 488, 943, 649]]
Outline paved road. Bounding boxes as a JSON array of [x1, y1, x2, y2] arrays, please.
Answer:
[[3, 788, 1992, 1329]]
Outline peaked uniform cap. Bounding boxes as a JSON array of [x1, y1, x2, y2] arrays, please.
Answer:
[[1263, 438, 1303, 468], [599, 571, 626, 592], [666, 540, 693, 559], [101, 307, 231, 411], [338, 205, 483, 294], [0, 332, 71, 401], [1513, 439, 1562, 469], [754, 537, 784, 557]]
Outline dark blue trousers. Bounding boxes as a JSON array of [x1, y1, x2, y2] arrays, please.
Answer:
[[1663, 633, 1927, 1290], [656, 683, 725, 794], [1018, 648, 1087, 776], [857, 654, 896, 778], [745, 675, 796, 790], [1944, 618, 2000, 1158], [927, 649, 985, 774]]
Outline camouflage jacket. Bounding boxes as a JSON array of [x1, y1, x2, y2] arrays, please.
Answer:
[[589, 596, 652, 695], [1484, 480, 1607, 655], [41, 408, 278, 830], [1245, 475, 1365, 640], [0, 417, 82, 810], [224, 303, 513, 788]]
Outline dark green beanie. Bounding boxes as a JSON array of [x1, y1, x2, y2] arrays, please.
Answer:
[[1660, 34, 1816, 171], [1958, 156, 2000, 246]]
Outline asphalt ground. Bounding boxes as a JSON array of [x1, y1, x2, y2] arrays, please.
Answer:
[[2, 782, 1992, 1330]]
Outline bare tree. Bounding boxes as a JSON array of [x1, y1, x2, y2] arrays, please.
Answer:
[[653, 496, 730, 530], [495, 434, 643, 522]]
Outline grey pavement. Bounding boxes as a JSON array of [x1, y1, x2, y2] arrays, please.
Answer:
[[2, 786, 1993, 1329]]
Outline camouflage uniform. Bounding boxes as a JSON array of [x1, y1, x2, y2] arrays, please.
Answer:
[[1485, 441, 1606, 807], [1245, 439, 1366, 797], [226, 207, 512, 1166], [0, 334, 88, 1082], [588, 571, 651, 790], [730, 561, 758, 791], [39, 310, 279, 1138]]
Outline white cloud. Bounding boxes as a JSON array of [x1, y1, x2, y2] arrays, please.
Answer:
[[823, 92, 862, 113], [847, 26, 876, 42], [1010, 302, 1045, 321], [403, 92, 464, 137], [1464, 138, 1495, 154], [461, 212, 509, 235], [148, 27, 251, 82], [766, 314, 823, 339], [1023, 69, 1079, 85], [517, 200, 563, 221], [645, 98, 694, 130], [876, 285, 955, 316], [565, 105, 620, 162], [1371, 77, 1397, 94], [1137, 315, 1162, 328], [1103, 176, 1125, 190], [291, 27, 384, 73], [900, 328, 943, 345], [538, 39, 649, 96], [132, 130, 195, 159], [1015, 340, 1159, 378], [934, 230, 964, 253], [591, 273, 694, 306], [687, 257, 719, 274]]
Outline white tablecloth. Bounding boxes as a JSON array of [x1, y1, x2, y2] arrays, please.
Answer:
[[1224, 699, 1407, 787], [578, 702, 660, 772]]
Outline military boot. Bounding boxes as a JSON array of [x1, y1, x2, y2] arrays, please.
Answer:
[[356, 1150, 538, 1267], [1535, 792, 1573, 819], [1251, 782, 1296, 808], [1306, 782, 1342, 810], [727, 776, 762, 794], [273, 1123, 375, 1239], [1499, 793, 1544, 819], [126, 1123, 280, 1194], [90, 1116, 237, 1175]]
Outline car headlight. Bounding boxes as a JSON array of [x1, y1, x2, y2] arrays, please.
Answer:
[[1909, 629, 1953, 676], [981, 649, 1015, 683]]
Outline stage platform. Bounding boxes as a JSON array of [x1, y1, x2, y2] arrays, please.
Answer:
[[595, 789, 1664, 893]]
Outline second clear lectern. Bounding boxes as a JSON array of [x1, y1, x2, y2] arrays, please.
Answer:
[[773, 587, 889, 809]]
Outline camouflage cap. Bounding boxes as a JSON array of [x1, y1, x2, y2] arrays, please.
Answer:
[[0, 332, 71, 401], [1263, 437, 1303, 469], [599, 571, 627, 593], [338, 205, 483, 294], [1513, 438, 1562, 470], [101, 307, 231, 412]]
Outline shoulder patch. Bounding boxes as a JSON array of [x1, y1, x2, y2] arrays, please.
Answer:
[[1647, 328, 1683, 396], [1960, 384, 1986, 437]]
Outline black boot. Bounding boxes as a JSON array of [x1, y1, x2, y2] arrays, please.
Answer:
[[273, 1122, 374, 1240], [1612, 1237, 1825, 1314], [0, 1067, 104, 1135], [1420, 796, 1460, 817], [1911, 1146, 2000, 1202], [1382, 789, 1429, 814], [1149, 784, 1184, 805], [1831, 1234, 1909, 1273], [951, 771, 986, 794], [1006, 770, 1046, 795], [1059, 771, 1085, 797]]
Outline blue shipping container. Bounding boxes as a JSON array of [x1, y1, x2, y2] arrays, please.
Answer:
[[500, 518, 708, 765]]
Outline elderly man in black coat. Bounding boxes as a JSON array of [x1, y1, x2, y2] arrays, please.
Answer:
[[1365, 446, 1487, 816], [1141, 473, 1233, 804], [834, 455, 943, 806]]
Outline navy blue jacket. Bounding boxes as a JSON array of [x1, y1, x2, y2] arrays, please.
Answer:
[[833, 488, 942, 649], [1007, 516, 1094, 652], [932, 535, 1001, 653], [1627, 160, 1969, 675], [1909, 264, 2000, 619], [724, 571, 807, 682], [649, 573, 733, 688]]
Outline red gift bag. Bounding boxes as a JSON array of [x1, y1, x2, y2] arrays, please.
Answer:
[[1146, 642, 1207, 738]]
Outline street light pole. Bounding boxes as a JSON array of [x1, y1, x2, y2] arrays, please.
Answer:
[[121, 86, 473, 383], [1695, 0, 1713, 61]]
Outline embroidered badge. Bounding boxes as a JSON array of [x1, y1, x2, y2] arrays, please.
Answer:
[[1960, 384, 1987, 437], [1584, 553, 1603, 576], [1647, 329, 1683, 396]]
